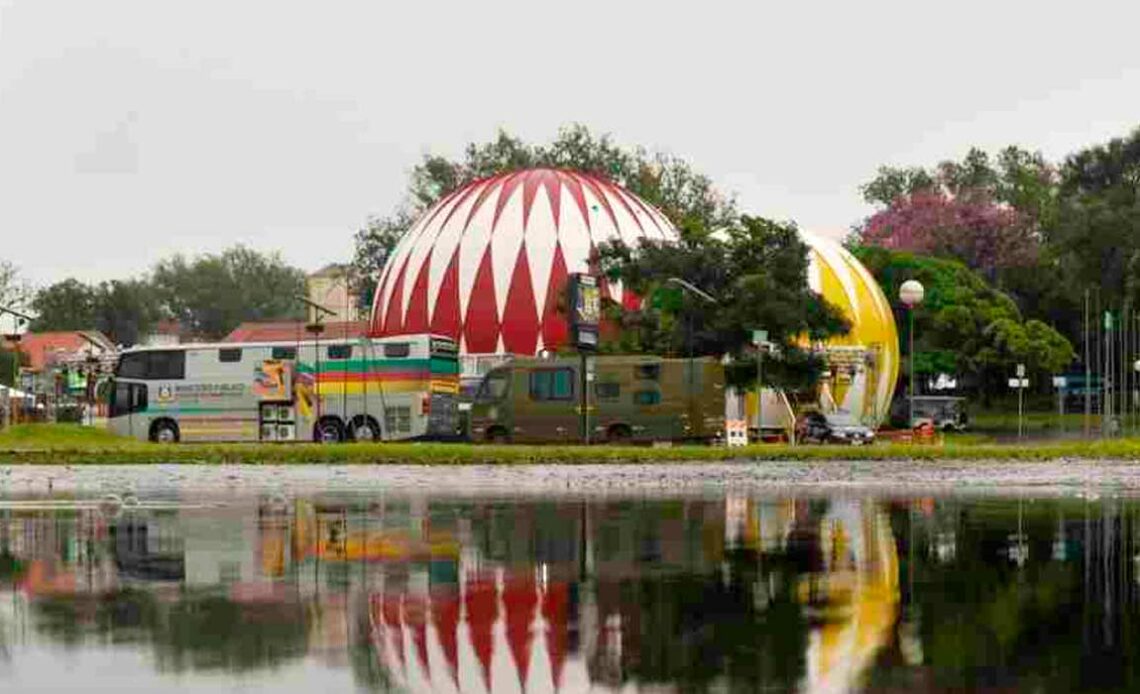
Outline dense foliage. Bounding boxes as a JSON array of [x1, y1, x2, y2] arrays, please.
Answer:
[[854, 247, 1073, 399], [151, 246, 305, 340], [29, 246, 305, 344], [855, 126, 1140, 389], [598, 217, 849, 388]]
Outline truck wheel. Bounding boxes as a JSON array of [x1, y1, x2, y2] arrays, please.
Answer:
[[486, 427, 510, 444], [316, 418, 345, 443], [150, 420, 180, 444], [349, 416, 381, 442], [606, 424, 632, 444]]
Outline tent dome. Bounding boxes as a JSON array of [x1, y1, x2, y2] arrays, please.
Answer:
[[802, 231, 899, 424], [369, 168, 678, 354]]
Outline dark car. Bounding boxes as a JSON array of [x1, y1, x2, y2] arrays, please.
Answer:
[[796, 411, 876, 445]]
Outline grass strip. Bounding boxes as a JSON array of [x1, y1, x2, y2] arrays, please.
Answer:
[[1, 424, 1140, 464]]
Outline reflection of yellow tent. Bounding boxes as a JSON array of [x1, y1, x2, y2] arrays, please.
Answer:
[[799, 501, 899, 694]]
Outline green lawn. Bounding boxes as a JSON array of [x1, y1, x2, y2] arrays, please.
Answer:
[[2, 423, 1140, 464]]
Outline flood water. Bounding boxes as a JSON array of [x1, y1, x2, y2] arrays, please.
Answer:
[[2, 463, 1140, 692]]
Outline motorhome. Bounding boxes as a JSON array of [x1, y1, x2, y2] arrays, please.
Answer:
[[468, 355, 724, 444]]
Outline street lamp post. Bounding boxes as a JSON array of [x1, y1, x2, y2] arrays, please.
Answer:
[[666, 278, 716, 439], [1133, 359, 1140, 434], [899, 280, 925, 429]]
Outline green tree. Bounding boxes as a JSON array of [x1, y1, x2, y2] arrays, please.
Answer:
[[151, 246, 305, 340], [351, 124, 737, 294], [853, 246, 1074, 399], [1050, 126, 1140, 310], [598, 216, 849, 389], [30, 279, 98, 332], [351, 212, 413, 312], [93, 279, 162, 346], [30, 277, 160, 346]]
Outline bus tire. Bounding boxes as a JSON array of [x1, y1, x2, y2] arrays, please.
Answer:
[[150, 419, 180, 444], [315, 417, 346, 443], [606, 424, 632, 444], [348, 415, 381, 442], [486, 427, 510, 444]]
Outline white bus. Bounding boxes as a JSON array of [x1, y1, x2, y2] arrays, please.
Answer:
[[107, 334, 460, 443]]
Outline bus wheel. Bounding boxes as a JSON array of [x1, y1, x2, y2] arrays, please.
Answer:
[[606, 424, 632, 444], [315, 418, 346, 443], [150, 420, 180, 444], [349, 416, 381, 442]]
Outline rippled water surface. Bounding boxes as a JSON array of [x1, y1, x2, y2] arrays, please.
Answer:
[[2, 462, 1140, 692]]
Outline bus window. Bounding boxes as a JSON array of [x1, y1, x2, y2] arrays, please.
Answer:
[[595, 382, 620, 400], [328, 344, 353, 360], [218, 348, 242, 363], [148, 351, 185, 380], [635, 364, 661, 381], [117, 353, 148, 378], [384, 343, 410, 358], [530, 369, 574, 401], [272, 346, 297, 360]]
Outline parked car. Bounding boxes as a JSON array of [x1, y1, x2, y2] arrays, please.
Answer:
[[796, 411, 876, 445]]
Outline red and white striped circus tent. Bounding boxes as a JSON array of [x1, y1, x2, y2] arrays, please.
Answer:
[[369, 168, 678, 355]]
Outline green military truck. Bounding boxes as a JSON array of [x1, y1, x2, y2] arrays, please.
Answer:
[[468, 355, 725, 444]]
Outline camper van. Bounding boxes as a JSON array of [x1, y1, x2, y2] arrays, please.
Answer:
[[468, 355, 724, 444]]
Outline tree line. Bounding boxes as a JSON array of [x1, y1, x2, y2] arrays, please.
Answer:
[[1, 247, 306, 350], [852, 128, 1140, 394]]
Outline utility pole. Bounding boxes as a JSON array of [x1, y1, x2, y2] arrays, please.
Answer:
[[1084, 289, 1091, 437]]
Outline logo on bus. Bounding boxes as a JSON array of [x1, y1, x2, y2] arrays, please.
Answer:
[[158, 385, 174, 403]]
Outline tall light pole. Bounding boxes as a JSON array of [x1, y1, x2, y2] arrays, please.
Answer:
[[899, 280, 925, 428], [666, 278, 717, 438]]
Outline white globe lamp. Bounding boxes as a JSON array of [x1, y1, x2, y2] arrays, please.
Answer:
[[898, 279, 925, 428]]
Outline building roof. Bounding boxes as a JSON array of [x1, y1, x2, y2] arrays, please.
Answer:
[[6, 331, 115, 372], [308, 263, 352, 279], [223, 320, 370, 343]]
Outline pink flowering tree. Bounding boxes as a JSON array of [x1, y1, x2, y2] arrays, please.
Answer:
[[859, 190, 1039, 280]]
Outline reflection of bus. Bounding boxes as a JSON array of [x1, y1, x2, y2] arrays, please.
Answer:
[[108, 334, 459, 443], [469, 355, 724, 444]]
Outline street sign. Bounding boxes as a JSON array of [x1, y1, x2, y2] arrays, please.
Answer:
[[752, 329, 768, 346], [1008, 378, 1030, 388], [1016, 363, 1026, 378], [1052, 376, 1067, 388]]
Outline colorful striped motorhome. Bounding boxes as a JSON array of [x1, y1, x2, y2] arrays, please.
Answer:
[[107, 335, 459, 443]]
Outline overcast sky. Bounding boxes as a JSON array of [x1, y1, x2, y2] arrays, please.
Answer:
[[2, 0, 1138, 286]]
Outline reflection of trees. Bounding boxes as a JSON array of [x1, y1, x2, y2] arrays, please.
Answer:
[[872, 499, 1140, 692], [595, 547, 808, 691], [31, 589, 309, 673]]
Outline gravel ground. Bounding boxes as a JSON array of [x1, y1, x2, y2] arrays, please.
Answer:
[[1, 459, 1139, 501]]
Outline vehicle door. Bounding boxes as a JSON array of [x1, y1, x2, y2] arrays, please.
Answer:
[[110, 381, 149, 439], [516, 365, 577, 443]]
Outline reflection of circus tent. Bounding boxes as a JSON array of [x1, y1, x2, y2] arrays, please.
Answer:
[[369, 571, 588, 694], [800, 500, 899, 694]]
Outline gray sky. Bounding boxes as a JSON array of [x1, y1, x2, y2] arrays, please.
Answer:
[[2, 0, 1138, 286]]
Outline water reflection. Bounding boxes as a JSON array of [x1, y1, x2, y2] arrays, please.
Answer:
[[1, 483, 1139, 692]]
